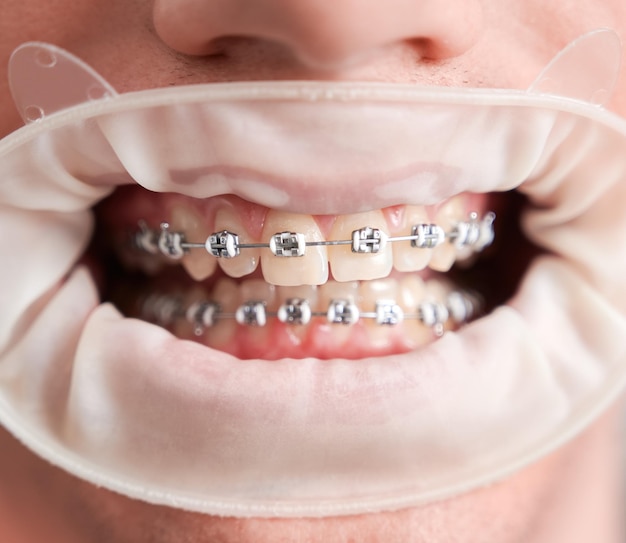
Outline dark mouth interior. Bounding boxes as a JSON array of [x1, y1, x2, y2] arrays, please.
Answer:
[[86, 186, 540, 344]]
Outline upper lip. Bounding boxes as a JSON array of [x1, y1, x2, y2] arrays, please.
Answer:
[[72, 81, 535, 214]]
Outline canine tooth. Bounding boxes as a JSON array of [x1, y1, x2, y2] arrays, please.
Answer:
[[398, 275, 426, 312], [186, 301, 219, 336], [430, 197, 465, 271], [206, 230, 240, 258], [390, 205, 433, 272], [329, 211, 392, 281], [173, 286, 210, 337], [399, 276, 431, 346], [205, 278, 239, 349], [418, 302, 449, 335], [157, 223, 186, 260], [423, 279, 454, 335], [411, 224, 445, 249], [214, 207, 259, 278], [261, 211, 328, 286], [170, 206, 218, 281]]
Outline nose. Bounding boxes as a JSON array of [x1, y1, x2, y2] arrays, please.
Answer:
[[153, 0, 483, 71]]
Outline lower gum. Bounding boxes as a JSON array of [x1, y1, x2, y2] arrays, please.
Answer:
[[193, 321, 433, 360]]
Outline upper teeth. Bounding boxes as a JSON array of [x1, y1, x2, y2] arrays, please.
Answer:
[[135, 211, 495, 263]]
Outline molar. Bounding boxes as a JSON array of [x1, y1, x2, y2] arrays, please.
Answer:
[[328, 211, 393, 281], [170, 205, 217, 281], [261, 211, 328, 286], [214, 207, 260, 278]]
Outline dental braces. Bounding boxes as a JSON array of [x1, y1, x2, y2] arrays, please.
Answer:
[[132, 211, 496, 260], [141, 288, 482, 338]]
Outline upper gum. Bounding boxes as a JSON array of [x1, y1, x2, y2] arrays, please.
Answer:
[[165, 193, 476, 241]]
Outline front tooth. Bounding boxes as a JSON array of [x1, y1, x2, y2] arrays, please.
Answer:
[[390, 205, 433, 272], [261, 211, 328, 286], [430, 196, 465, 272], [422, 278, 453, 334], [358, 279, 402, 347], [170, 206, 217, 281], [318, 280, 359, 343], [277, 285, 318, 341], [174, 286, 209, 338], [214, 207, 260, 278], [399, 275, 432, 347], [328, 211, 393, 281]]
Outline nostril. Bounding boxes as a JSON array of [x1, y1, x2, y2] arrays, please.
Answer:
[[153, 0, 483, 71]]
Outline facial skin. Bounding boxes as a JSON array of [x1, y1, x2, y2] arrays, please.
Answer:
[[0, 1, 625, 541]]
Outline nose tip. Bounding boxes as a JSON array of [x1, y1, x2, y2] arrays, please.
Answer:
[[153, 0, 483, 72]]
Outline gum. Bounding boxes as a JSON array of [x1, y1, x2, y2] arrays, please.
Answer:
[[177, 313, 435, 360]]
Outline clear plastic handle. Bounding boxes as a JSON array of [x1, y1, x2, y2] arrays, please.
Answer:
[[8, 42, 118, 123], [528, 28, 622, 105]]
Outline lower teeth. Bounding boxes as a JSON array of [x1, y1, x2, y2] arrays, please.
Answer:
[[140, 286, 482, 338]]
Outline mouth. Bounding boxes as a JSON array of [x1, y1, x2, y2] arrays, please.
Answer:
[[92, 186, 513, 360], [2, 40, 626, 518]]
